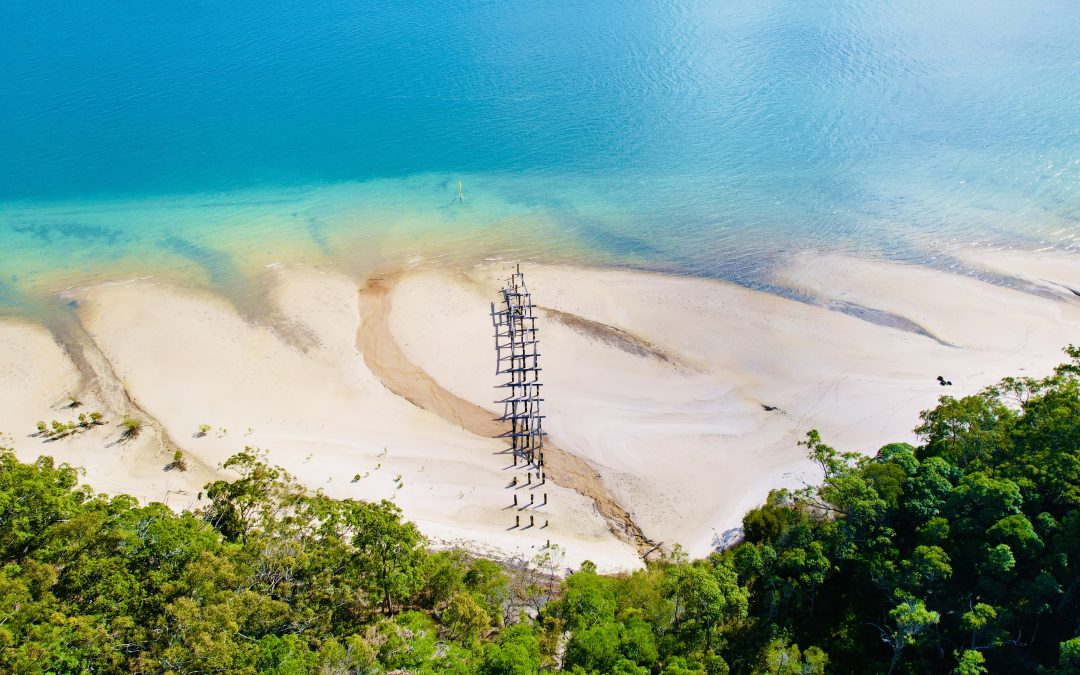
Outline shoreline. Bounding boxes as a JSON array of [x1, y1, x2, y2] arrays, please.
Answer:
[[0, 249, 1077, 570]]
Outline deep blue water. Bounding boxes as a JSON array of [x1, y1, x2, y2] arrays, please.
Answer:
[[1, 0, 1078, 305]]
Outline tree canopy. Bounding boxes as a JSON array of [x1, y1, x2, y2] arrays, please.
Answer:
[[1, 346, 1078, 672]]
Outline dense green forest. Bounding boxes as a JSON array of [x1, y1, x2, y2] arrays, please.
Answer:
[[2, 348, 1079, 674]]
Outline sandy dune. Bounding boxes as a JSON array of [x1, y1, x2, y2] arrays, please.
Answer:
[[0, 249, 1076, 567]]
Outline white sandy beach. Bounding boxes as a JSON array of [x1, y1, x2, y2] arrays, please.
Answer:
[[0, 319, 211, 504], [389, 255, 1080, 556], [0, 249, 1076, 569]]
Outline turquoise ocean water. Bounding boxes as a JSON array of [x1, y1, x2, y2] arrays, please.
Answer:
[[1, 0, 1077, 317]]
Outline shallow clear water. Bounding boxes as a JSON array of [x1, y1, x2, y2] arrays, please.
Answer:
[[1, 0, 1077, 313]]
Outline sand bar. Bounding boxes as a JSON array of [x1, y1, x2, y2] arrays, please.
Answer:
[[1, 249, 1076, 567], [387, 254, 1079, 555]]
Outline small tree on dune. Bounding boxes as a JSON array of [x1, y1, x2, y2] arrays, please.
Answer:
[[121, 416, 143, 441]]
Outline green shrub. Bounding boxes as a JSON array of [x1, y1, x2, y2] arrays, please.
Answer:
[[120, 416, 143, 440]]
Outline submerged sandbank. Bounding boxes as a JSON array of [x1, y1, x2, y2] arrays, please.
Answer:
[[0, 249, 1076, 568]]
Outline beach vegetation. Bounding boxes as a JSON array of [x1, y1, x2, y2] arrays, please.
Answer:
[[76, 412, 105, 429], [168, 449, 189, 472], [197, 423, 211, 436], [48, 419, 77, 438], [120, 415, 143, 440], [34, 413, 105, 439], [0, 347, 1078, 672]]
